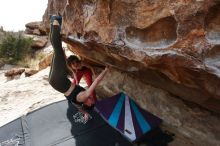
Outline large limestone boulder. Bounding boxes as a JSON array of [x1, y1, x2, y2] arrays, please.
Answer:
[[25, 21, 47, 36], [31, 37, 48, 49], [97, 68, 220, 146], [4, 68, 25, 77], [42, 0, 220, 113]]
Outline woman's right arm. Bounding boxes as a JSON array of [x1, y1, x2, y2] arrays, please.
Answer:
[[84, 67, 109, 96], [76, 67, 109, 102]]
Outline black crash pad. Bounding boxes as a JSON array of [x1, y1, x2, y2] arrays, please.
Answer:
[[0, 100, 132, 146]]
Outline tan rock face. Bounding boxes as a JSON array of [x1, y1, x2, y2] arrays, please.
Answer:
[[25, 21, 47, 36], [24, 69, 39, 77], [31, 37, 48, 49], [97, 68, 220, 146], [43, 0, 220, 113], [38, 53, 53, 70], [4, 68, 25, 77]]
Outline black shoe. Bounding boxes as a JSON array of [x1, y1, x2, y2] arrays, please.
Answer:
[[50, 14, 62, 26]]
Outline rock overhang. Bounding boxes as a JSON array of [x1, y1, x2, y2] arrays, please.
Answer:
[[42, 0, 220, 113]]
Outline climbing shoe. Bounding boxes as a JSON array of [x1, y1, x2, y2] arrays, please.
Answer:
[[50, 14, 62, 26]]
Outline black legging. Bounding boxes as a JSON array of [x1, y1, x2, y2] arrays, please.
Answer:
[[48, 25, 71, 93]]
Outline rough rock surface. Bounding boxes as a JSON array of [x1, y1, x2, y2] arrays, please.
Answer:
[[98, 68, 220, 146], [38, 52, 53, 70], [24, 69, 39, 77], [31, 37, 48, 49], [4, 68, 25, 77], [25, 21, 47, 36], [37, 0, 220, 145], [43, 0, 220, 114]]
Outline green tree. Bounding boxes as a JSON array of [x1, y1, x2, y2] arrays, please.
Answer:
[[0, 31, 33, 63]]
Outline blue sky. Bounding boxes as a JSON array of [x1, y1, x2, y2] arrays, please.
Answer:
[[0, 0, 48, 31]]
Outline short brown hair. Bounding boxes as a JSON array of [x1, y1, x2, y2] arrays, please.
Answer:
[[67, 55, 80, 65]]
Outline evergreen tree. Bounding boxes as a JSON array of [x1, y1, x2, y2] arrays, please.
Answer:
[[0, 31, 32, 63]]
